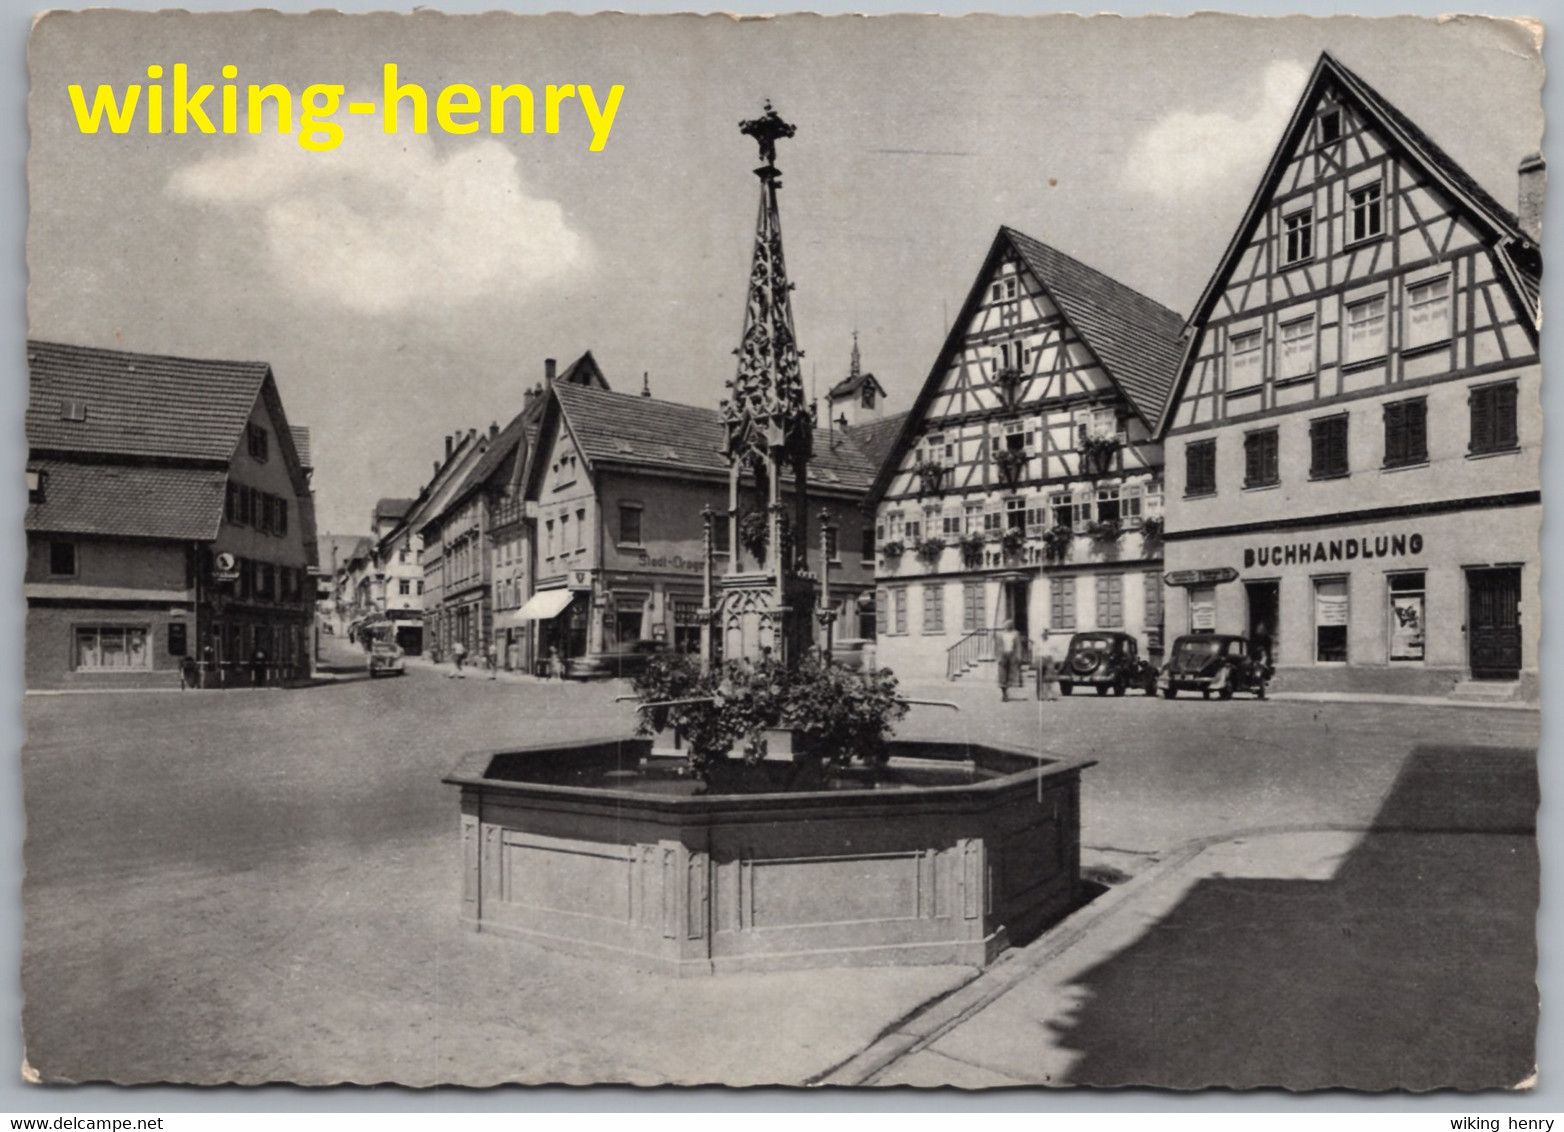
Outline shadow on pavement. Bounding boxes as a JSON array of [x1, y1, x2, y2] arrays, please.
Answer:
[[1051, 745, 1538, 1091]]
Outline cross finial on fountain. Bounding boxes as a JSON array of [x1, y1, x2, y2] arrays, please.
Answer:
[[740, 100, 796, 170]]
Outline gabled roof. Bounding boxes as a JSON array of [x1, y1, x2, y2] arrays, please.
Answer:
[[26, 339, 271, 463], [25, 460, 228, 541], [373, 497, 414, 522], [1165, 51, 1541, 434], [869, 226, 1186, 503], [847, 411, 910, 475], [1004, 228, 1187, 429], [828, 371, 887, 400], [555, 350, 612, 391], [542, 383, 878, 495]]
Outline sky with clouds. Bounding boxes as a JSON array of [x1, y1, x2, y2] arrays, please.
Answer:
[[25, 11, 1542, 535]]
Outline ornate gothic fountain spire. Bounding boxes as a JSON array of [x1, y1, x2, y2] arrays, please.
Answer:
[[724, 101, 812, 471]]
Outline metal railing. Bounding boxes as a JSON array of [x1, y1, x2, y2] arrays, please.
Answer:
[[945, 629, 1033, 681]]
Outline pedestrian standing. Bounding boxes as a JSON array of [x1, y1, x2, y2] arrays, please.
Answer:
[[485, 641, 498, 680], [450, 639, 467, 679], [548, 646, 566, 681], [995, 619, 1020, 703], [1035, 651, 1059, 702]]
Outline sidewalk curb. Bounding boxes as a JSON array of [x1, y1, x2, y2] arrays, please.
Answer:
[[811, 821, 1384, 1087]]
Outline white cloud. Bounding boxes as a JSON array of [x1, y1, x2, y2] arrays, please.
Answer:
[[1122, 61, 1310, 200], [167, 126, 588, 315]]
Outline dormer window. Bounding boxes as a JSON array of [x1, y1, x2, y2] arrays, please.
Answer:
[[861, 385, 875, 409], [26, 469, 45, 503], [59, 398, 86, 422], [1283, 207, 1314, 265]]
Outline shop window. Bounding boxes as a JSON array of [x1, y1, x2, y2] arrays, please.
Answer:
[[1344, 295, 1387, 364], [1309, 415, 1349, 479], [1189, 586, 1216, 633], [48, 539, 76, 577], [1244, 428, 1280, 488], [1228, 329, 1263, 391], [1314, 577, 1349, 663], [1405, 276, 1451, 350], [1387, 573, 1426, 662], [74, 626, 150, 671], [1282, 207, 1314, 265], [618, 503, 643, 547], [1185, 439, 1217, 496], [1095, 574, 1124, 629], [1279, 316, 1316, 380], [962, 582, 985, 633], [1049, 576, 1076, 632], [922, 584, 944, 634], [1469, 380, 1519, 455], [1383, 398, 1428, 468], [1349, 182, 1383, 243]]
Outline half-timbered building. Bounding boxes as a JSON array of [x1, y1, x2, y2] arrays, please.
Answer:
[[1159, 53, 1542, 699], [870, 227, 1185, 681]]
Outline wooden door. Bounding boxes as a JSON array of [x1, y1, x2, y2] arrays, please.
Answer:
[[1468, 568, 1521, 680]]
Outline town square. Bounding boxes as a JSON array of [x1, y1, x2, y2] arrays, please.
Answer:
[[18, 9, 1546, 1095]]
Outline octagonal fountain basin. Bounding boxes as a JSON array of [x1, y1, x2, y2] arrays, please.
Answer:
[[444, 738, 1094, 976]]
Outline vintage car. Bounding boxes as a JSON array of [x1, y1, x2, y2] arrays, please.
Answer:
[[1158, 634, 1270, 700], [565, 639, 670, 680], [1057, 631, 1158, 696], [367, 640, 406, 678]]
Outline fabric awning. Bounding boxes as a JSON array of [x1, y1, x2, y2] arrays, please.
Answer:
[[513, 589, 576, 621]]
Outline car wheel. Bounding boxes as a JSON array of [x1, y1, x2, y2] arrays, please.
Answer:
[[1059, 682, 1073, 696], [1162, 686, 1177, 699], [1219, 687, 1234, 701]]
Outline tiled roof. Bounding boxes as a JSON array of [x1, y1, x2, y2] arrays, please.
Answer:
[[552, 383, 877, 494], [1005, 228, 1187, 428], [25, 460, 226, 541], [373, 497, 414, 521], [847, 411, 910, 475], [290, 426, 313, 470], [827, 372, 883, 400], [452, 407, 534, 501], [26, 340, 269, 462]]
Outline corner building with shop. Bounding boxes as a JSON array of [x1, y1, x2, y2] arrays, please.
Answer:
[[1159, 53, 1542, 699]]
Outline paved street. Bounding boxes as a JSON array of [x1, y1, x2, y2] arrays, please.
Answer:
[[22, 640, 1539, 1087]]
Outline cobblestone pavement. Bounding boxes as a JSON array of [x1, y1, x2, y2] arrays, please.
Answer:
[[21, 643, 1540, 1087]]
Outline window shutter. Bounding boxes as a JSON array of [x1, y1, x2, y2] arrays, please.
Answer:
[[1244, 434, 1260, 485], [1407, 400, 1427, 461], [1330, 418, 1348, 473], [1310, 421, 1330, 476], [876, 590, 887, 636], [1384, 402, 1405, 465], [1470, 388, 1493, 453], [1496, 384, 1518, 449]]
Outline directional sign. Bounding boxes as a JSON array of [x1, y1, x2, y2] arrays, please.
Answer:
[[1164, 567, 1239, 587]]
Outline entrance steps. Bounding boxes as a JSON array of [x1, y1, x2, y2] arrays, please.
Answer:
[[950, 656, 1035, 684], [1449, 679, 1526, 704]]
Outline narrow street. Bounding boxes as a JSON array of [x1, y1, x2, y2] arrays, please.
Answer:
[[21, 642, 1539, 1086]]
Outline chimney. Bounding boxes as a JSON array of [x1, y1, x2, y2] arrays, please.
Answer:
[[490, 420, 500, 439], [444, 434, 453, 461], [433, 460, 441, 476], [641, 371, 651, 398], [544, 358, 557, 386], [1518, 152, 1545, 243], [523, 387, 535, 410]]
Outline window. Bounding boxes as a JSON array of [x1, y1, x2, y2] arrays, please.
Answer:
[[964, 502, 983, 533], [858, 525, 870, 561], [941, 511, 963, 538], [1279, 317, 1316, 380], [1025, 497, 1049, 536], [618, 504, 642, 547], [962, 582, 986, 633], [1005, 497, 1026, 532], [1096, 574, 1124, 628], [1309, 415, 1349, 479], [1344, 295, 1387, 364], [1074, 405, 1118, 443], [1383, 398, 1428, 468], [922, 584, 944, 634], [416, 580, 424, 596], [247, 424, 269, 462], [26, 469, 45, 504], [1095, 485, 1121, 525], [1315, 577, 1349, 663], [73, 626, 150, 671], [862, 386, 876, 410], [168, 622, 188, 657], [1186, 439, 1217, 496], [1469, 381, 1519, 455], [275, 498, 288, 537], [1244, 428, 1280, 488], [1319, 108, 1342, 144], [1349, 182, 1383, 243], [1144, 571, 1164, 627], [1387, 573, 1426, 661], [892, 587, 908, 635], [1144, 481, 1164, 516], [399, 547, 411, 564], [399, 579, 411, 596], [260, 494, 275, 535], [1121, 484, 1143, 525], [1228, 329, 1263, 391], [1405, 277, 1451, 350], [982, 507, 1002, 535], [559, 513, 570, 553], [1049, 576, 1077, 631], [49, 540, 76, 576], [1282, 208, 1314, 265], [904, 515, 923, 541], [545, 519, 555, 559], [1050, 492, 1073, 531]]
